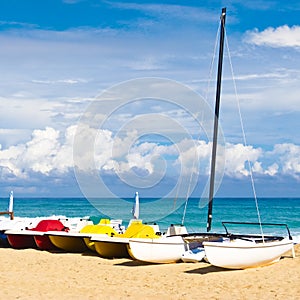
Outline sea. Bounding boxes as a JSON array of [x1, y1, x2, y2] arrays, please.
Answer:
[[1, 197, 299, 242]]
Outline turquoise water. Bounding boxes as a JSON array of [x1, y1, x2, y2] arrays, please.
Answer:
[[1, 197, 299, 238]]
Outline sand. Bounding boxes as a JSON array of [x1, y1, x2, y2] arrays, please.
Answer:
[[0, 244, 298, 300]]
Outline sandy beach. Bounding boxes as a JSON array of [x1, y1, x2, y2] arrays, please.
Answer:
[[0, 244, 298, 300]]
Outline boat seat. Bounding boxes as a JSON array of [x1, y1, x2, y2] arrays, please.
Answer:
[[115, 220, 159, 238], [167, 224, 188, 236]]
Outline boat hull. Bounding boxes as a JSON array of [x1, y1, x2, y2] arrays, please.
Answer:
[[0, 231, 10, 247], [34, 235, 59, 250], [47, 222, 122, 253], [0, 219, 41, 248], [83, 237, 96, 251], [181, 248, 206, 263], [93, 237, 131, 259], [47, 233, 90, 253], [128, 236, 186, 263], [203, 238, 294, 269], [5, 219, 68, 250], [91, 220, 161, 259], [80, 225, 118, 251], [7, 233, 38, 249]]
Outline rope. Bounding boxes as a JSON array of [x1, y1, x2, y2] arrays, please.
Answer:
[[224, 29, 265, 241], [181, 138, 202, 225], [173, 163, 183, 209]]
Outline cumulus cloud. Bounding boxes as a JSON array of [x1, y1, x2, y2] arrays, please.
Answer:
[[265, 163, 279, 176], [270, 143, 300, 177], [0, 125, 300, 185], [0, 127, 74, 178], [245, 25, 300, 48], [217, 143, 264, 178], [222, 143, 300, 178]]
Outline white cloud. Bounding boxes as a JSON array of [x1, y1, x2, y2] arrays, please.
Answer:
[[0, 144, 25, 178], [0, 97, 59, 129], [52, 125, 77, 173], [231, 71, 288, 81], [223, 143, 262, 178], [246, 25, 300, 48], [0, 127, 73, 177], [31, 79, 88, 85], [23, 127, 60, 174], [0, 129, 32, 147], [0, 124, 300, 184], [118, 144, 160, 174], [271, 143, 300, 176], [0, 17, 299, 187], [108, 2, 216, 23], [0, 20, 37, 29], [72, 124, 113, 173], [175, 139, 211, 176], [265, 163, 279, 176]]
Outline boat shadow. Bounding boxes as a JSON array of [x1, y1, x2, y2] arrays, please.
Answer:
[[81, 251, 102, 257], [47, 250, 99, 257], [114, 260, 239, 270], [114, 260, 160, 267], [185, 265, 236, 274]]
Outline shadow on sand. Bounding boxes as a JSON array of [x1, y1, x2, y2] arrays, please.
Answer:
[[185, 265, 236, 274], [114, 260, 161, 267]]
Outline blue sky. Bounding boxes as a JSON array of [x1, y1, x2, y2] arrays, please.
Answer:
[[0, 0, 300, 199]]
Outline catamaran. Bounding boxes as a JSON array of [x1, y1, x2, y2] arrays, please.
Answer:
[[128, 8, 295, 267]]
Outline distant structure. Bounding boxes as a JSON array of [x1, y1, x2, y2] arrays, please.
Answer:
[[0, 191, 14, 220]]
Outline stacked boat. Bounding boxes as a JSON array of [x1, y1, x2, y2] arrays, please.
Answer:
[[46, 218, 124, 253], [90, 219, 161, 259], [5, 218, 91, 250], [0, 191, 199, 262], [0, 188, 295, 269]]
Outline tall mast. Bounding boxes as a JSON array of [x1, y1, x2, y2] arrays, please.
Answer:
[[207, 7, 226, 232]]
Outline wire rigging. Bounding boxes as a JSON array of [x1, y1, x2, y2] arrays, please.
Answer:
[[224, 29, 265, 241]]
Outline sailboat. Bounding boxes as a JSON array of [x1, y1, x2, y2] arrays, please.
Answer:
[[128, 7, 295, 267], [200, 7, 294, 269], [203, 223, 294, 269]]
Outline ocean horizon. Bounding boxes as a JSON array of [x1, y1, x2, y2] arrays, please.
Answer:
[[1, 196, 299, 241]]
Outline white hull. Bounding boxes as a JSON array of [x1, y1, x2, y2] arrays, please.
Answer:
[[181, 247, 206, 263], [203, 238, 294, 269], [128, 235, 186, 263]]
